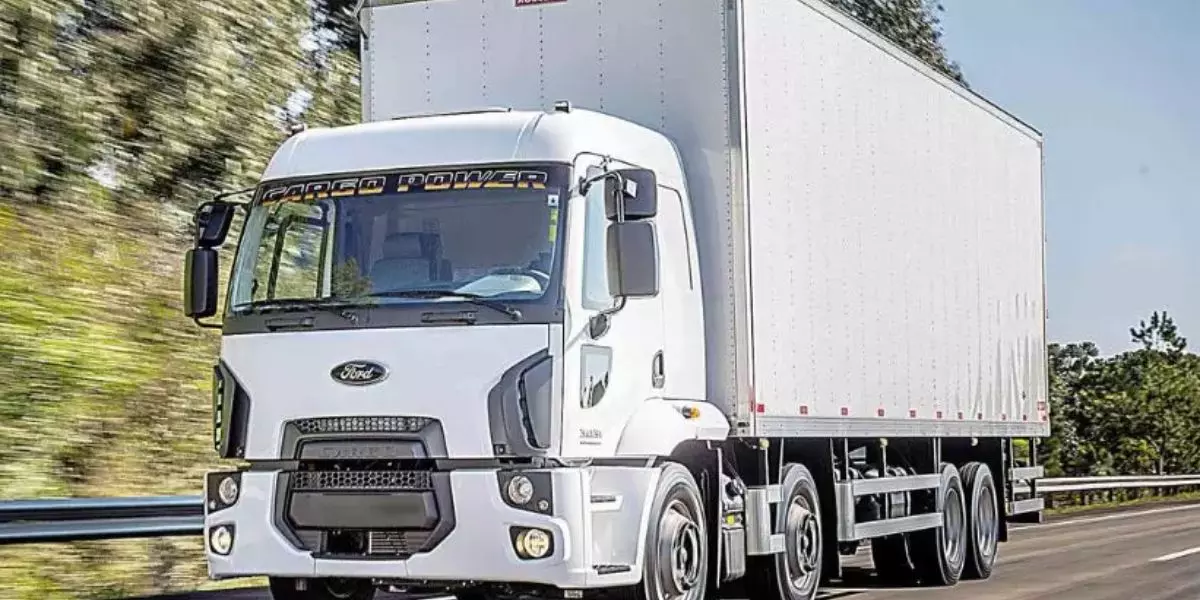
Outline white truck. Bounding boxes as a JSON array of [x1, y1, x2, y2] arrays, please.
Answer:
[[184, 1, 1049, 599]]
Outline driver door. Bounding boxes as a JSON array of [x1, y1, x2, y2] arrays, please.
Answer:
[[559, 157, 665, 458]]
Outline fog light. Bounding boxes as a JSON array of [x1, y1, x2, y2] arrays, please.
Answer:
[[514, 528, 552, 559], [217, 476, 240, 506], [506, 475, 535, 505], [209, 525, 234, 556]]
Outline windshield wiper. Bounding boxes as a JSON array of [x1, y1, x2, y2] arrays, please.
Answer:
[[238, 299, 362, 324], [370, 289, 523, 321]]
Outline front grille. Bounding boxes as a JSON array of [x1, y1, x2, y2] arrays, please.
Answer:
[[367, 530, 433, 556], [292, 470, 433, 491], [292, 416, 434, 435]]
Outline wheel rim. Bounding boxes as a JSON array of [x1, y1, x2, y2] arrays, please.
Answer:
[[783, 494, 821, 592], [655, 498, 703, 599], [975, 481, 998, 561], [942, 485, 966, 569]]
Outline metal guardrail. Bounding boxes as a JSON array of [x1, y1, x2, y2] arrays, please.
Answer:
[[0, 495, 203, 544], [1032, 475, 1200, 493], [1, 475, 1198, 545]]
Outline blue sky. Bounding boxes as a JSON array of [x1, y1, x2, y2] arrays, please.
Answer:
[[937, 0, 1200, 354]]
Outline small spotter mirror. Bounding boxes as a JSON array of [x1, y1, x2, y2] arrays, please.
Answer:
[[195, 201, 237, 248], [603, 168, 658, 221]]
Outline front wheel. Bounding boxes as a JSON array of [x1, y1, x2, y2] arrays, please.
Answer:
[[268, 577, 376, 600], [745, 463, 824, 600], [631, 462, 708, 600]]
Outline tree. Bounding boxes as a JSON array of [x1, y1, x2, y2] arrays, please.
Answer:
[[1043, 313, 1200, 479], [1131, 310, 1187, 357], [1102, 313, 1200, 474], [1044, 341, 1108, 475], [811, 0, 966, 84]]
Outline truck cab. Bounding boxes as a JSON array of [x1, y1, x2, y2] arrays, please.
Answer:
[[187, 105, 726, 599]]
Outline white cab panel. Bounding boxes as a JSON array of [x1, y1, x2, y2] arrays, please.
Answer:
[[221, 325, 549, 459]]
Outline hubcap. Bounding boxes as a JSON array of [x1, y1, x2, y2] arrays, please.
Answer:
[[942, 485, 965, 568], [783, 495, 821, 591], [656, 498, 703, 599], [975, 482, 998, 560]]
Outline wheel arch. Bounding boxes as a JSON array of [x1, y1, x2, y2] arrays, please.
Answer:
[[614, 398, 729, 458]]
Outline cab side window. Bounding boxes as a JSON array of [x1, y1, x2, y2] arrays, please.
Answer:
[[581, 179, 612, 310]]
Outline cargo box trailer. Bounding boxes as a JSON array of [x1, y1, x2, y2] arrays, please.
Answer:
[[184, 0, 1049, 599]]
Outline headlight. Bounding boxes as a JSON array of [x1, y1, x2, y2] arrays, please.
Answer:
[[496, 471, 553, 514], [209, 525, 234, 555], [206, 471, 242, 512], [513, 528, 552, 559], [506, 475, 535, 505], [217, 476, 240, 505]]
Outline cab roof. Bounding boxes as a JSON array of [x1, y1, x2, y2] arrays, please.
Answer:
[[260, 107, 685, 190]]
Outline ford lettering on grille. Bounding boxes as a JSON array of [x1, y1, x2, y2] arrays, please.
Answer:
[[331, 361, 389, 386]]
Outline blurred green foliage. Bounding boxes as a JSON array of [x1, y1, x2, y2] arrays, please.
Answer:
[[0, 0, 356, 597]]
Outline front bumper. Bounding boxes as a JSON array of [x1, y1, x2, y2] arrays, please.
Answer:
[[205, 465, 660, 588]]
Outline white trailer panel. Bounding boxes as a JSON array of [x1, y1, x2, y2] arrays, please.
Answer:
[[360, 0, 1048, 438], [741, 0, 1047, 437]]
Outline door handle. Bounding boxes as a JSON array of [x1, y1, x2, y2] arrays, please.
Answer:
[[652, 351, 665, 389]]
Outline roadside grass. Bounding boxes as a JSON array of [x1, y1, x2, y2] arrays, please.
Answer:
[[1044, 489, 1200, 517]]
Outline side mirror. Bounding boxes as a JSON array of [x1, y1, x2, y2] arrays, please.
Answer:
[[603, 169, 658, 221], [184, 248, 220, 319], [605, 221, 659, 298], [195, 201, 237, 248]]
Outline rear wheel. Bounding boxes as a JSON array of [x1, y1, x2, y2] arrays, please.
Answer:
[[268, 577, 376, 600], [744, 463, 824, 600], [911, 463, 967, 586], [961, 462, 999, 580]]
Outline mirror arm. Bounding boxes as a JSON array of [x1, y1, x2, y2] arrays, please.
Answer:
[[193, 316, 223, 330], [578, 171, 609, 197], [588, 296, 626, 340], [601, 296, 627, 318], [214, 187, 256, 204]]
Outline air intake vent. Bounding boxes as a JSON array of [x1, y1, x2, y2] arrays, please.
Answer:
[[292, 470, 433, 491], [292, 416, 433, 434], [367, 530, 434, 556]]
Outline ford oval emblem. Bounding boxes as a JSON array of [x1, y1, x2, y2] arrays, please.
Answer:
[[331, 361, 389, 386]]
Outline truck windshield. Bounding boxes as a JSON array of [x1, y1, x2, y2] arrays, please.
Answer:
[[226, 164, 569, 316]]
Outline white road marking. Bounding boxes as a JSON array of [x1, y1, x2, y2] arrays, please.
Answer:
[[1016, 502, 1200, 531], [1151, 546, 1200, 563]]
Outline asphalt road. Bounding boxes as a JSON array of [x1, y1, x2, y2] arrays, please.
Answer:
[[146, 502, 1200, 600], [822, 502, 1200, 600]]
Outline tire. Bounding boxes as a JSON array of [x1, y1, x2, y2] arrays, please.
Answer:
[[910, 463, 967, 586], [744, 463, 824, 600], [961, 462, 999, 580], [268, 577, 377, 600], [631, 462, 709, 600]]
